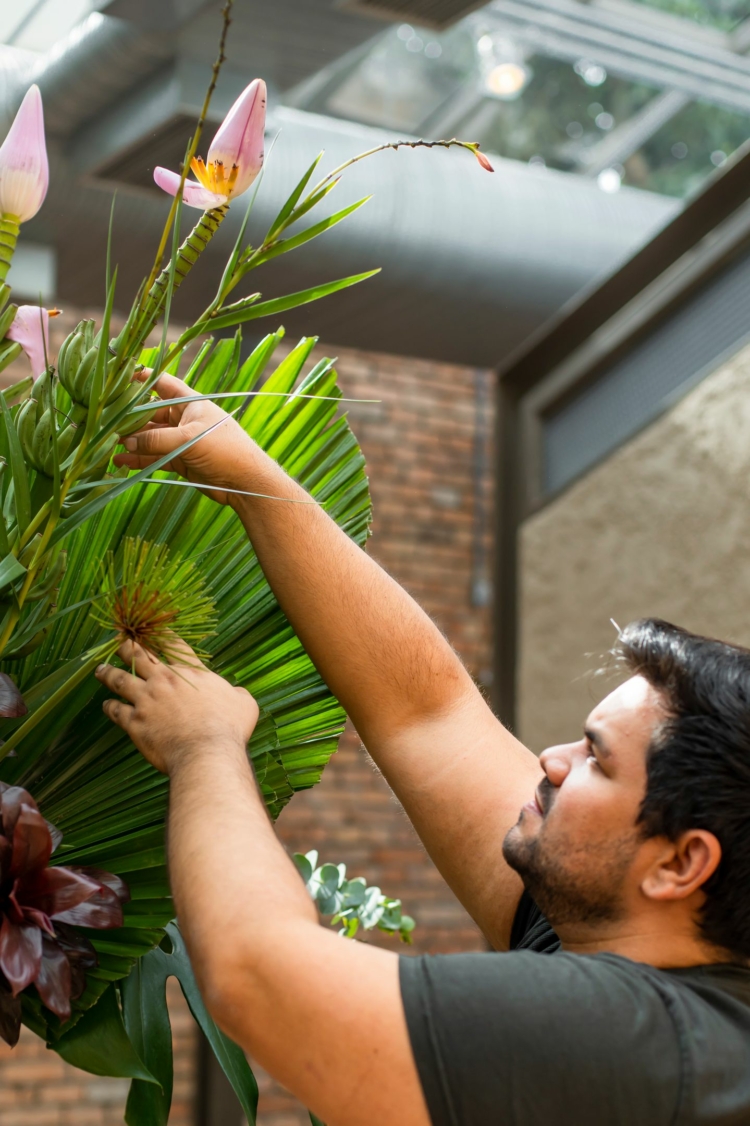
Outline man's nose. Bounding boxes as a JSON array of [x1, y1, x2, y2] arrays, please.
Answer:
[[538, 742, 576, 786]]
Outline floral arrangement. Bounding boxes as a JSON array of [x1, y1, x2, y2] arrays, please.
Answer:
[[0, 3, 491, 1121]]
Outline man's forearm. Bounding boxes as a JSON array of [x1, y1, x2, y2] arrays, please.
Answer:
[[228, 440, 477, 751], [166, 741, 428, 1126], [167, 740, 317, 1001]]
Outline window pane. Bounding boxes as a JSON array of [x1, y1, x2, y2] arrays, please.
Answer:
[[624, 100, 750, 196], [451, 56, 657, 171], [625, 0, 750, 31]]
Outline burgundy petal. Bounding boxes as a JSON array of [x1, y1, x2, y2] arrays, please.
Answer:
[[0, 835, 12, 881], [0, 673, 27, 717], [74, 867, 130, 905], [0, 785, 61, 853], [7, 880, 26, 924], [53, 883, 123, 929], [9, 805, 52, 878], [22, 865, 101, 918], [52, 923, 96, 1000], [36, 938, 72, 1021], [0, 976, 21, 1047], [21, 906, 54, 936], [0, 785, 40, 839], [0, 916, 42, 994]]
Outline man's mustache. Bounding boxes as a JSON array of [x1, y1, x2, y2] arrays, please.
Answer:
[[536, 776, 556, 817]]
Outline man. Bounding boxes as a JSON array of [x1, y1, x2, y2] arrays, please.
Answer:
[[95, 372, 750, 1126]]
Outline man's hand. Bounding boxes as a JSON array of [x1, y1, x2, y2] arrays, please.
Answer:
[[96, 639, 259, 774], [114, 373, 258, 507]]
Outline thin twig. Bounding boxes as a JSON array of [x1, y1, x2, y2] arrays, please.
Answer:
[[307, 137, 492, 200], [136, 0, 236, 320]]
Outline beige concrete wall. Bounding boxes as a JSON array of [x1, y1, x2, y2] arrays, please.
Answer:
[[518, 337, 750, 754]]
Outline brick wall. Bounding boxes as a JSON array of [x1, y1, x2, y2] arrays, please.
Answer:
[[0, 310, 494, 1125]]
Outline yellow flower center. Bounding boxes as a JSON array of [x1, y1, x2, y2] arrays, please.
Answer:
[[191, 156, 240, 198]]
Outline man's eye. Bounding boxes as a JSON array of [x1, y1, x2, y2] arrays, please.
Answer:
[[586, 753, 600, 770]]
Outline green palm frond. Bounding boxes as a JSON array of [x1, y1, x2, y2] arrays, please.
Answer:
[[0, 328, 372, 1042]]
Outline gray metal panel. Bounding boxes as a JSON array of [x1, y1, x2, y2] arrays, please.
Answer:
[[543, 247, 750, 495], [341, 0, 488, 29]]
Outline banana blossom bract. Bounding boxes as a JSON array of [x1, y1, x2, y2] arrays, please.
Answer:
[[154, 78, 266, 210], [0, 85, 48, 222], [7, 304, 57, 379]]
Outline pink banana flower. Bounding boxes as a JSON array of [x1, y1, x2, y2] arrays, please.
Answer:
[[7, 305, 60, 380], [0, 85, 49, 221], [154, 78, 267, 211]]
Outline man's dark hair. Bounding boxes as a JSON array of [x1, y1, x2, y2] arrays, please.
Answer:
[[619, 618, 750, 962]]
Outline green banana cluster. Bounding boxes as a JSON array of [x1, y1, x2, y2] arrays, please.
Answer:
[[58, 319, 137, 408], [16, 371, 82, 476], [57, 319, 155, 437]]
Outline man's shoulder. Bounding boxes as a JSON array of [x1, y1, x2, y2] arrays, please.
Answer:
[[401, 949, 750, 1126]]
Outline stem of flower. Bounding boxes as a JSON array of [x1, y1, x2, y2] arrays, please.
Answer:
[[0, 213, 20, 285], [135, 0, 235, 325], [0, 478, 71, 658], [305, 138, 487, 201], [135, 203, 229, 340]]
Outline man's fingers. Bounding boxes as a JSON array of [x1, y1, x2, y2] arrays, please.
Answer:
[[112, 452, 168, 471], [102, 698, 135, 732], [148, 404, 177, 424], [119, 426, 188, 458], [152, 373, 193, 401], [163, 632, 205, 670], [95, 662, 144, 702], [117, 639, 160, 679]]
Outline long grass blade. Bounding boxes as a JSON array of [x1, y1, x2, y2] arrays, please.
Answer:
[[246, 198, 371, 272], [206, 271, 380, 332], [266, 152, 323, 241]]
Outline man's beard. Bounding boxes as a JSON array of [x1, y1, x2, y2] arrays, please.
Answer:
[[502, 779, 637, 929]]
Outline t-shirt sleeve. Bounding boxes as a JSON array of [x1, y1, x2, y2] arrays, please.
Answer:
[[399, 950, 681, 1126]]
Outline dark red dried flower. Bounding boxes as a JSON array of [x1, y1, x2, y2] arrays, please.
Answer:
[[0, 783, 128, 1046], [0, 674, 27, 718]]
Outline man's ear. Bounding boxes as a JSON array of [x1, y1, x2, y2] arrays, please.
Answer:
[[641, 830, 722, 902]]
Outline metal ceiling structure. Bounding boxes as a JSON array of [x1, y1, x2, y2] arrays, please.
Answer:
[[293, 0, 750, 197], [0, 0, 685, 366]]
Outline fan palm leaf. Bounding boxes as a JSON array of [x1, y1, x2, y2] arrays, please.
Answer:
[[0, 327, 371, 1041]]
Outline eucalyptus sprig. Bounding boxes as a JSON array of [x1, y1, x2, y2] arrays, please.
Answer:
[[294, 851, 416, 944]]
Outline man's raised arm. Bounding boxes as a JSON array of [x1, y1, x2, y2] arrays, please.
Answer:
[[115, 374, 542, 947]]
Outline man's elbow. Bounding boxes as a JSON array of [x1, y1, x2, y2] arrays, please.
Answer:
[[197, 927, 313, 1048], [198, 954, 256, 1046]]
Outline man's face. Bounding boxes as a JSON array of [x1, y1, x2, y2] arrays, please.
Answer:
[[503, 675, 666, 930]]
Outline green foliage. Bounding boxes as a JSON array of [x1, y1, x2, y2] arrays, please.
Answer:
[[294, 851, 416, 943], [54, 983, 158, 1083], [122, 922, 258, 1126]]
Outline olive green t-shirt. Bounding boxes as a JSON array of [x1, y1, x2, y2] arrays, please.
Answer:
[[399, 894, 750, 1125]]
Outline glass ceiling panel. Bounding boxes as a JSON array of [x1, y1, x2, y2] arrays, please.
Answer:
[[0, 0, 96, 53], [290, 1, 750, 200], [623, 98, 750, 192], [625, 0, 750, 31]]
